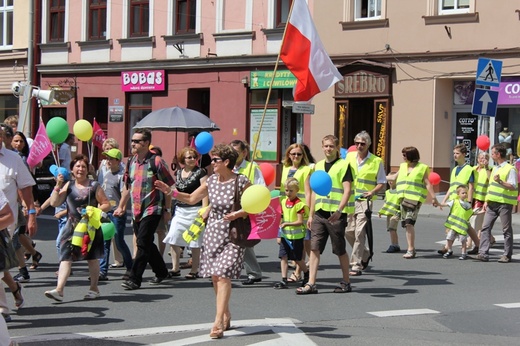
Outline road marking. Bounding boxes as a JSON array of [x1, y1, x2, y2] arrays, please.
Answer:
[[367, 309, 440, 317], [13, 318, 316, 345], [494, 303, 520, 308]]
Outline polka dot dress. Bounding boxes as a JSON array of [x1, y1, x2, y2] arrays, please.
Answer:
[[199, 174, 247, 279]]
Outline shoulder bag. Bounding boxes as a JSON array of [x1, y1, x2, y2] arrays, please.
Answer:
[[229, 176, 260, 248], [0, 229, 18, 271]]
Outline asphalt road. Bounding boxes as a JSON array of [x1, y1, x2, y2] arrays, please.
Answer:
[[6, 203, 520, 345]]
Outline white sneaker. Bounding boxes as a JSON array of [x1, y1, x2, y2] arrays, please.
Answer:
[[44, 289, 63, 302]]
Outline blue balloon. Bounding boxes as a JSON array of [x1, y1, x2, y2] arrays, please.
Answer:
[[310, 171, 333, 196], [194, 132, 214, 155], [340, 148, 347, 159]]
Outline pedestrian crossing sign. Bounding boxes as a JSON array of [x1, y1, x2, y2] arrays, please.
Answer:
[[476, 58, 502, 87]]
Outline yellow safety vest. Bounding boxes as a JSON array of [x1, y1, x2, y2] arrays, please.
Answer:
[[347, 152, 382, 197], [379, 189, 400, 216], [473, 166, 490, 201], [314, 159, 355, 214], [280, 165, 313, 203], [280, 197, 307, 240], [238, 161, 259, 183], [485, 164, 518, 205], [444, 199, 473, 235], [396, 162, 428, 203], [447, 164, 474, 200]]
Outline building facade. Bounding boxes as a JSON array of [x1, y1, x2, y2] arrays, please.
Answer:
[[311, 0, 520, 189]]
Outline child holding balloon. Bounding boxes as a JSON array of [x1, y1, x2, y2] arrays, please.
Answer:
[[274, 178, 309, 289]]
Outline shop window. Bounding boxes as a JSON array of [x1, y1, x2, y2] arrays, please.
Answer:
[[175, 0, 196, 34], [0, 94, 19, 120], [0, 0, 13, 48], [251, 90, 279, 105], [127, 93, 152, 153], [274, 0, 293, 28], [49, 0, 66, 42], [130, 0, 149, 37], [88, 0, 107, 40], [355, 0, 381, 20]]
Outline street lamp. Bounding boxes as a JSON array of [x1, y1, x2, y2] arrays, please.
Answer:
[[11, 81, 55, 137]]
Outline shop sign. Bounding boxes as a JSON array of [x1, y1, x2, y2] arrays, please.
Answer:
[[121, 70, 165, 92], [109, 106, 124, 122], [335, 70, 389, 97], [53, 89, 75, 103], [491, 78, 520, 105], [455, 113, 478, 164], [250, 70, 297, 89], [374, 100, 388, 164], [249, 108, 278, 161]]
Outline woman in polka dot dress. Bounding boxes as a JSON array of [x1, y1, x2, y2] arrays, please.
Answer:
[[155, 143, 251, 339]]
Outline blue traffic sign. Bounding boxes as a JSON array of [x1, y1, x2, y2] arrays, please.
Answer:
[[471, 88, 499, 117], [476, 58, 502, 87]]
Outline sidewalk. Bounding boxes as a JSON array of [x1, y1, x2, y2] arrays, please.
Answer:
[[371, 196, 520, 227]]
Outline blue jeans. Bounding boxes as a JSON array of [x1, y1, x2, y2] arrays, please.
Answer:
[[100, 212, 133, 275]]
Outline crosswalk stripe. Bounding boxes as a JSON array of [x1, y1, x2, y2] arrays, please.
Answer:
[[367, 309, 440, 317], [494, 303, 520, 308]]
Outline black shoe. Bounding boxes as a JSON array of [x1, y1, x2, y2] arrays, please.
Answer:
[[241, 277, 262, 285], [121, 280, 140, 290], [467, 247, 479, 255], [99, 274, 109, 281], [150, 276, 167, 285]]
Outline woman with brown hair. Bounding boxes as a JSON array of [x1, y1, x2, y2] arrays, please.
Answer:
[[45, 154, 111, 302], [155, 144, 250, 339], [395, 146, 438, 259]]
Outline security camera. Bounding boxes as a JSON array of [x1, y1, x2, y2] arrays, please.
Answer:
[[11, 81, 22, 96]]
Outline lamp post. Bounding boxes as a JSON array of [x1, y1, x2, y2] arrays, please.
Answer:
[[12, 81, 55, 137]]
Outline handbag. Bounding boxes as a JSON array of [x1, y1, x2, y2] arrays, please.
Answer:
[[228, 176, 260, 248], [0, 229, 19, 271], [401, 198, 419, 210]]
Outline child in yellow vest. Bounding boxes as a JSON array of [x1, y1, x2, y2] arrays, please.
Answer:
[[439, 185, 474, 260], [274, 178, 309, 289], [379, 173, 401, 253]]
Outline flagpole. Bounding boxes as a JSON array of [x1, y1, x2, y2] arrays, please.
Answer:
[[248, 0, 297, 179]]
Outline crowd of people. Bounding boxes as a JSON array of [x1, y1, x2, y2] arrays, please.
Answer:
[[0, 122, 517, 342]]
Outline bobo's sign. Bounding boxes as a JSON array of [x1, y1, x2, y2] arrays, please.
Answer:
[[121, 70, 165, 92]]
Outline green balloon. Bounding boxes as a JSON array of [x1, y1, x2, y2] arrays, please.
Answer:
[[47, 117, 69, 144], [101, 222, 116, 240], [270, 190, 281, 198]]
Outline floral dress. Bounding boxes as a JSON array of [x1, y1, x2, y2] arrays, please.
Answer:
[[199, 174, 249, 279]]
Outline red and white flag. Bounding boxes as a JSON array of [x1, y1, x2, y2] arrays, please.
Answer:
[[92, 119, 107, 149], [27, 122, 52, 169], [280, 0, 342, 102]]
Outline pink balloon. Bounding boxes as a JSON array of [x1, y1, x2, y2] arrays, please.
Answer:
[[429, 172, 441, 186], [259, 163, 275, 186], [476, 135, 490, 151]]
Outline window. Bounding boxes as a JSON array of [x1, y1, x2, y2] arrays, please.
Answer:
[[49, 0, 66, 42], [0, 94, 18, 120], [176, 0, 196, 34], [88, 0, 107, 40], [0, 0, 13, 47], [128, 93, 152, 153], [130, 0, 149, 37], [355, 0, 381, 20], [275, 0, 292, 28], [440, 0, 470, 14]]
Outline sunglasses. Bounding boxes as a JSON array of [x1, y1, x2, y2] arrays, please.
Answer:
[[290, 152, 303, 156], [131, 139, 144, 144], [354, 142, 366, 146], [211, 158, 223, 163]]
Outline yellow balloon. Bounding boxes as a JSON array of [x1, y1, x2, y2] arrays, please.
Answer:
[[241, 184, 270, 214], [73, 119, 93, 141]]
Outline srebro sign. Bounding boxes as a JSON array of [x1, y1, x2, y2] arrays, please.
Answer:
[[121, 70, 165, 92], [335, 70, 390, 97]]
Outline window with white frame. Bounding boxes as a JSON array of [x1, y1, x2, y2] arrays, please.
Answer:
[[0, 0, 13, 47], [88, 0, 107, 40], [355, 0, 381, 20], [49, 0, 66, 42], [439, 0, 470, 14], [175, 0, 196, 34], [130, 0, 149, 37], [274, 0, 292, 27]]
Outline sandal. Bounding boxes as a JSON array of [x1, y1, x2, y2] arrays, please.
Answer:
[[168, 270, 181, 278], [12, 282, 24, 309], [333, 281, 352, 293], [403, 250, 416, 259], [296, 283, 318, 295], [273, 280, 288, 289], [84, 290, 100, 300], [180, 259, 193, 269], [349, 270, 362, 276], [185, 272, 198, 280], [30, 251, 43, 270], [287, 272, 301, 283]]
